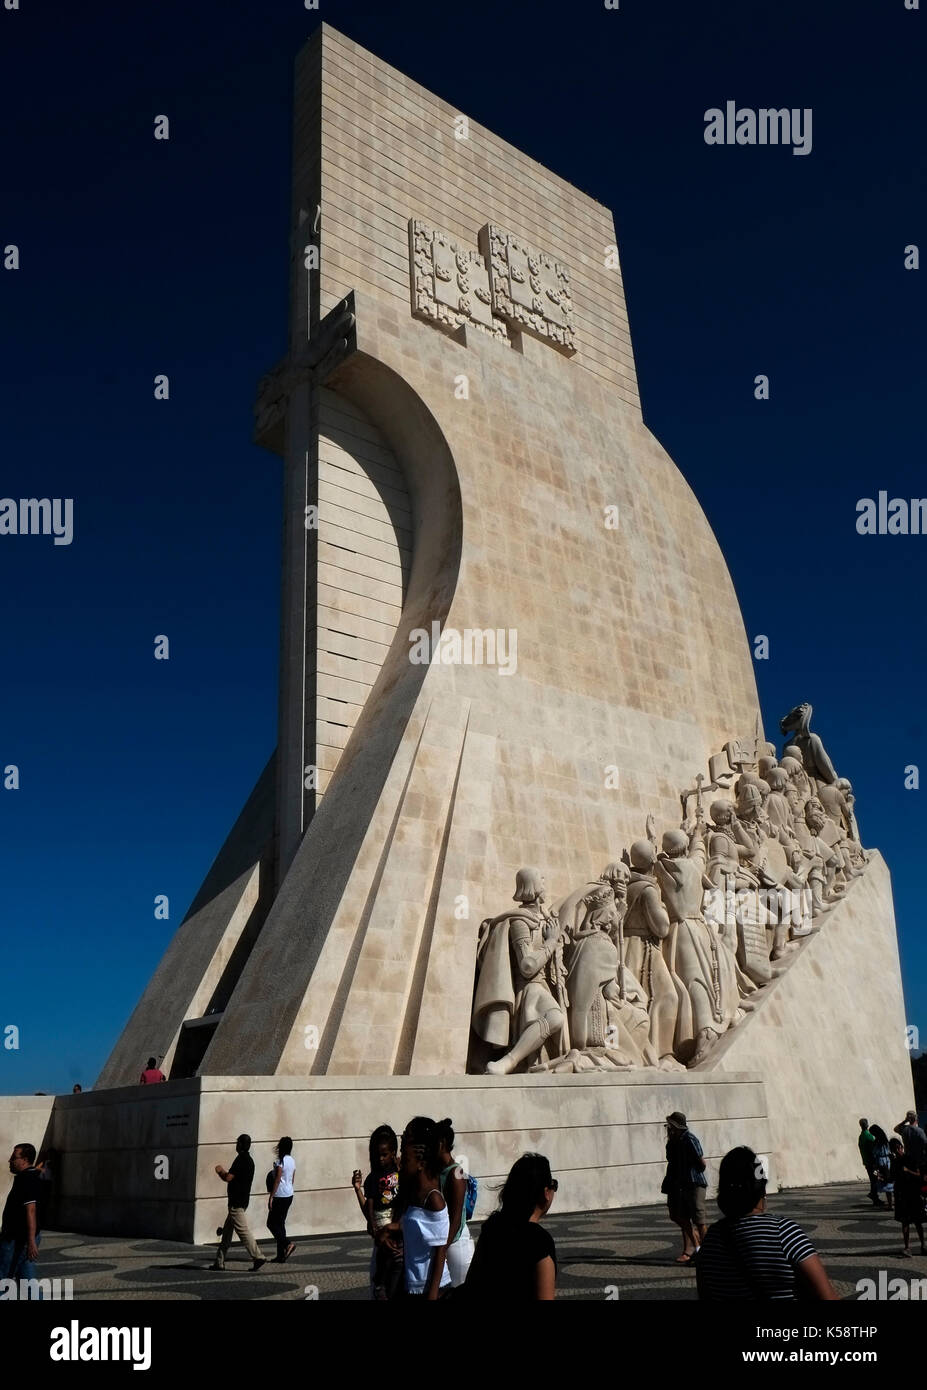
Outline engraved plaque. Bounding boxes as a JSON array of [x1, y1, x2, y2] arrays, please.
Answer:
[[409, 219, 507, 340], [480, 223, 575, 353]]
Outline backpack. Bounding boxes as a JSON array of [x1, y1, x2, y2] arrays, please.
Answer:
[[266, 1166, 276, 1193], [464, 1173, 478, 1222]]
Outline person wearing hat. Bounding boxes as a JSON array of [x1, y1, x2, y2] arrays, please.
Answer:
[[661, 1111, 708, 1264], [212, 1134, 266, 1271]]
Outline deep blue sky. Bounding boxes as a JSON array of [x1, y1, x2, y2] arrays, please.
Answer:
[[1, 0, 923, 1094]]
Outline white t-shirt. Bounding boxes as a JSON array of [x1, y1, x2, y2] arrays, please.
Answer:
[[273, 1155, 295, 1199], [400, 1202, 451, 1294]]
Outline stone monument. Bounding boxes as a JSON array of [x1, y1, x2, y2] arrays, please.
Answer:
[[6, 25, 910, 1243]]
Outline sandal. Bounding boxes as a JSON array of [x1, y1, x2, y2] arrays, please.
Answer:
[[675, 1253, 693, 1264]]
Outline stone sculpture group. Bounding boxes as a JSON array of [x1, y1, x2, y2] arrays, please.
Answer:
[[469, 703, 868, 1075]]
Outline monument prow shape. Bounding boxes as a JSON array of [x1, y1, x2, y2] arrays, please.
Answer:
[[39, 25, 907, 1241]]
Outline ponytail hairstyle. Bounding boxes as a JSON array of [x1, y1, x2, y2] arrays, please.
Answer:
[[497, 1153, 554, 1222], [435, 1118, 455, 1153], [368, 1124, 398, 1172], [402, 1116, 442, 1178], [716, 1146, 766, 1220]]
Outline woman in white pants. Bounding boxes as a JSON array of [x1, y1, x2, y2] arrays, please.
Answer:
[[436, 1118, 474, 1286]]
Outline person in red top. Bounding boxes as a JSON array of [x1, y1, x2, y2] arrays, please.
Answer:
[[139, 1057, 166, 1084]]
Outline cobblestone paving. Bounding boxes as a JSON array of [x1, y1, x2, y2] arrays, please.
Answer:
[[34, 1183, 926, 1301]]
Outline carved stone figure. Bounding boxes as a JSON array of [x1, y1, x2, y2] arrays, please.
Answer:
[[473, 868, 565, 1075], [704, 799, 775, 986], [561, 884, 650, 1068], [778, 752, 812, 823], [817, 780, 866, 875], [655, 827, 735, 1065], [622, 840, 686, 1071], [732, 783, 775, 879], [706, 801, 759, 889], [779, 702, 838, 786], [471, 706, 871, 1079], [789, 800, 840, 913], [835, 778, 863, 843], [763, 767, 796, 839]]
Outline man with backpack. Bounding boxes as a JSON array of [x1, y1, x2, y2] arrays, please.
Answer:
[[661, 1111, 709, 1265]]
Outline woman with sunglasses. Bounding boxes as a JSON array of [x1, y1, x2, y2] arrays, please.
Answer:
[[463, 1153, 558, 1300]]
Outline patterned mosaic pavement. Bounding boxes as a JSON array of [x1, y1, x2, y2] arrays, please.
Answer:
[[28, 1181, 927, 1301]]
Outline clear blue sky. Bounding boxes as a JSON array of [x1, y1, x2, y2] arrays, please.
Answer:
[[1, 0, 923, 1094]]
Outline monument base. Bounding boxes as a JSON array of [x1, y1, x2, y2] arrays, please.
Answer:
[[1, 1071, 769, 1245], [0, 855, 912, 1244]]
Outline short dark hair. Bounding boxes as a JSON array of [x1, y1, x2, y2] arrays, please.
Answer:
[[498, 1153, 555, 1222], [276, 1136, 293, 1157], [147, 1057, 157, 1070], [717, 1146, 766, 1220], [859, 1118, 869, 1129], [368, 1125, 398, 1171], [236, 1134, 251, 1149], [14, 1142, 37, 1165]]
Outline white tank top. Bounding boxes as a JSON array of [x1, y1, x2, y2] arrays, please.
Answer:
[[400, 1197, 451, 1293]]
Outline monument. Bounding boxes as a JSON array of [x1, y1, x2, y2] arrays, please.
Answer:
[[8, 24, 912, 1242]]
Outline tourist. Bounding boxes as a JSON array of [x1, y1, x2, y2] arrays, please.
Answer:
[[0, 1143, 43, 1286], [267, 1136, 296, 1262], [72, 1084, 82, 1094], [857, 1118, 880, 1205], [211, 1134, 265, 1271], [139, 1056, 166, 1084], [661, 1111, 708, 1264], [464, 1152, 557, 1300], [893, 1110, 927, 1174], [353, 1124, 402, 1299], [889, 1138, 926, 1257], [435, 1118, 474, 1286], [696, 1146, 838, 1299], [376, 1116, 450, 1298], [870, 1125, 893, 1210]]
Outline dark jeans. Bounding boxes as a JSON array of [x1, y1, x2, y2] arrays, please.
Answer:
[[0, 1232, 42, 1293], [267, 1197, 293, 1260]]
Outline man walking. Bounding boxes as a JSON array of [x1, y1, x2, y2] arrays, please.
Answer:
[[1, 1143, 43, 1285], [212, 1134, 265, 1271], [661, 1111, 708, 1264], [858, 1119, 880, 1205]]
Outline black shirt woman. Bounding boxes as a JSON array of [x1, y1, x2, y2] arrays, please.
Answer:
[[464, 1152, 557, 1301]]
